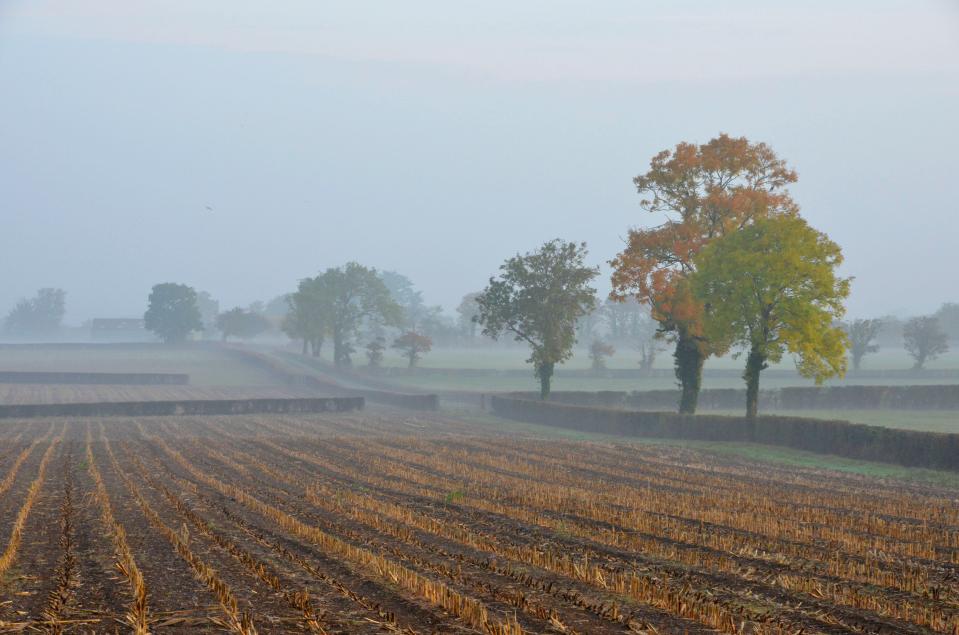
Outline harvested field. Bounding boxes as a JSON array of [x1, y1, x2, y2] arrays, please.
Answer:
[[0, 411, 956, 634]]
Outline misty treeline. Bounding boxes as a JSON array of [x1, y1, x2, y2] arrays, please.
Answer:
[[9, 134, 957, 415]]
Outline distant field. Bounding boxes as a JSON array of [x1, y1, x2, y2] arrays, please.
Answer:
[[0, 344, 285, 386]]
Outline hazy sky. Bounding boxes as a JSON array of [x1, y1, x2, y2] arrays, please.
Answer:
[[2, 1, 958, 323]]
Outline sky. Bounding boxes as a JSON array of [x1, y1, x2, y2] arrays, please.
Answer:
[[1, 0, 958, 323]]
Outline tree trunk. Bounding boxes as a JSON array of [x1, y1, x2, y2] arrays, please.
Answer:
[[301, 339, 308, 355], [536, 361, 554, 400], [674, 330, 705, 414], [333, 329, 345, 367], [744, 346, 767, 420]]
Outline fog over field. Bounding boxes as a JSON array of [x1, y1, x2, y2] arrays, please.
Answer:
[[1, 1, 958, 322]]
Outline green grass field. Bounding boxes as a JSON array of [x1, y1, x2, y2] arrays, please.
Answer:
[[698, 408, 959, 434]]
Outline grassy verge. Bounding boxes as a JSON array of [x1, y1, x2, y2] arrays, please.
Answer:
[[449, 407, 959, 489], [700, 408, 959, 434]]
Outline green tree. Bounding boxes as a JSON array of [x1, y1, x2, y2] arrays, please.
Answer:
[[283, 277, 327, 356], [903, 316, 949, 370], [216, 307, 270, 341], [844, 318, 882, 371], [3, 288, 66, 336], [319, 263, 403, 367], [692, 216, 850, 419], [392, 331, 433, 368], [144, 283, 203, 344], [476, 239, 598, 398]]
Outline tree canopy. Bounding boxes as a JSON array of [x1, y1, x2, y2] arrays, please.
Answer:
[[476, 239, 598, 398], [318, 263, 403, 367], [392, 331, 433, 368], [3, 288, 66, 336], [216, 307, 270, 341], [692, 215, 850, 418], [903, 316, 949, 370], [144, 283, 203, 344], [610, 133, 799, 413], [844, 318, 882, 371]]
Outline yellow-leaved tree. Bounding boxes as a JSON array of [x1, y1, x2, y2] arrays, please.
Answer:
[[691, 215, 850, 419]]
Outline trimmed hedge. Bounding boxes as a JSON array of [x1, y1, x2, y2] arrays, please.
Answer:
[[511, 385, 959, 411], [0, 396, 364, 419], [0, 371, 189, 385], [490, 396, 959, 471]]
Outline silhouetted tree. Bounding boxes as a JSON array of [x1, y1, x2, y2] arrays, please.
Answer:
[[476, 239, 598, 399], [456, 292, 482, 340], [195, 291, 219, 337], [903, 316, 949, 370], [588, 339, 615, 371], [144, 283, 202, 344], [934, 303, 959, 342], [283, 278, 326, 356], [844, 318, 882, 371], [216, 307, 270, 341], [3, 288, 66, 336], [366, 337, 386, 369]]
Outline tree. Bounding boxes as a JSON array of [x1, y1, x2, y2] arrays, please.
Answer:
[[365, 337, 386, 369], [3, 288, 66, 336], [144, 283, 203, 344], [195, 291, 219, 337], [844, 318, 882, 371], [393, 331, 433, 368], [903, 316, 949, 370], [602, 298, 661, 373], [283, 277, 327, 356], [456, 293, 482, 340], [476, 239, 598, 399], [380, 270, 426, 329], [611, 134, 799, 413], [319, 263, 403, 367], [588, 339, 615, 371], [934, 303, 959, 342], [216, 307, 271, 341], [692, 216, 850, 419]]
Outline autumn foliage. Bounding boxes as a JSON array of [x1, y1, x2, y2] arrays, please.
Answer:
[[610, 134, 800, 413]]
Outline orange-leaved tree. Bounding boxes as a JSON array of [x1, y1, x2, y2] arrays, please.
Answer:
[[610, 134, 799, 413]]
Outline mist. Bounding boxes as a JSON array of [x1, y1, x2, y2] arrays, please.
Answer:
[[1, 0, 958, 323]]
